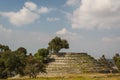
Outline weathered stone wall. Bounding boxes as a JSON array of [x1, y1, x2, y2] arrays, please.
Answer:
[[46, 53, 105, 74]]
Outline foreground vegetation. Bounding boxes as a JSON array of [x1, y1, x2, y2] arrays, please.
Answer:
[[9, 73, 120, 80], [0, 37, 69, 79], [0, 36, 120, 79]]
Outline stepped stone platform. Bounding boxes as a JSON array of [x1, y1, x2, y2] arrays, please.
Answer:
[[46, 52, 106, 74]]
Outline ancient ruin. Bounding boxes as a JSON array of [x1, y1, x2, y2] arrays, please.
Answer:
[[46, 53, 106, 74]]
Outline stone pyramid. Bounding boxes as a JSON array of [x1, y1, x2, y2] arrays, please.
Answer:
[[46, 53, 106, 74]]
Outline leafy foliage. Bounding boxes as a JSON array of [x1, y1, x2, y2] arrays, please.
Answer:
[[24, 54, 45, 78], [0, 44, 11, 52], [0, 47, 26, 78], [34, 48, 49, 63], [48, 36, 69, 53], [0, 44, 47, 79], [17, 47, 27, 55]]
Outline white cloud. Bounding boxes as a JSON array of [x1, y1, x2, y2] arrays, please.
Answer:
[[71, 0, 120, 30], [0, 2, 50, 26], [56, 28, 76, 35], [47, 17, 60, 22], [66, 0, 80, 6], [56, 28, 82, 41], [38, 7, 50, 14], [0, 24, 12, 33], [25, 2, 37, 10], [102, 37, 113, 43], [102, 37, 120, 43]]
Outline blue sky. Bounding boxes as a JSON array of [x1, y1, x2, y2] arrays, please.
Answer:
[[0, 0, 120, 58]]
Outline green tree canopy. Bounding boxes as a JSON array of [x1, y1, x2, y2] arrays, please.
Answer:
[[16, 47, 27, 55], [34, 48, 49, 63], [48, 36, 69, 53], [0, 44, 48, 79], [25, 54, 45, 78], [0, 44, 11, 52], [0, 51, 26, 78]]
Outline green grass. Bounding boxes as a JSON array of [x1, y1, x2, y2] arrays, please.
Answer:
[[9, 73, 120, 80]]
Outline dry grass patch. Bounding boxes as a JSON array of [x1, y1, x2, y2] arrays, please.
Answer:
[[8, 73, 120, 80]]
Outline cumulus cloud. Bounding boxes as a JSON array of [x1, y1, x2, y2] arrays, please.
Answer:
[[71, 0, 120, 30], [47, 17, 60, 22], [25, 1, 37, 10], [56, 28, 82, 41], [65, 0, 80, 6], [38, 7, 50, 14], [0, 2, 50, 26]]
